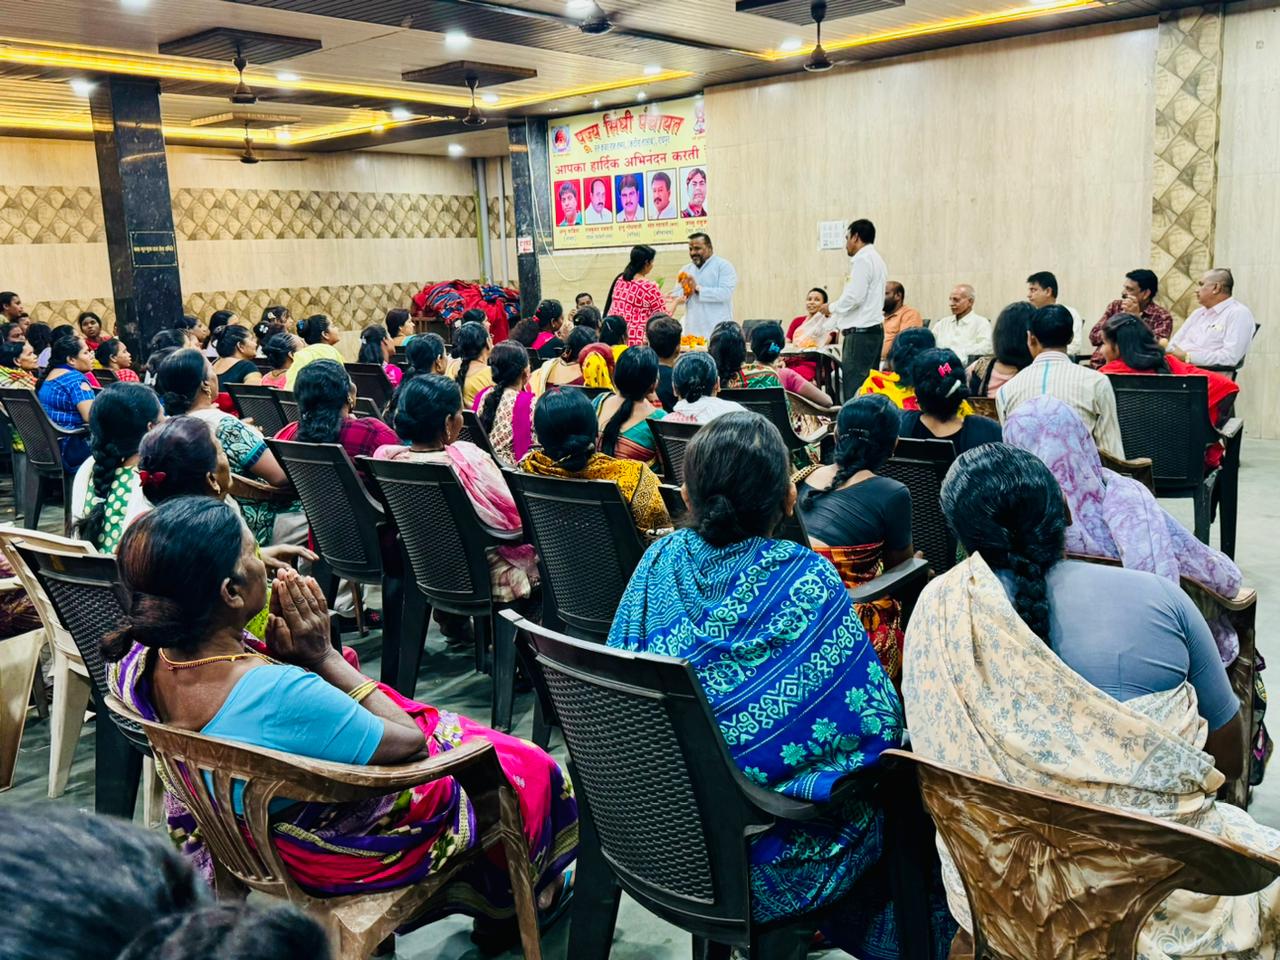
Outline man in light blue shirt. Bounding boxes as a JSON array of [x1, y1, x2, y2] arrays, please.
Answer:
[[678, 232, 737, 338]]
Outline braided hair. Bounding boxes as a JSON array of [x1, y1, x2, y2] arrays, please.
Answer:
[[74, 382, 162, 549], [600, 346, 658, 456], [684, 411, 790, 546], [707, 320, 746, 387], [153, 348, 211, 416], [479, 341, 530, 434], [533, 386, 597, 472], [262, 331, 298, 372], [604, 244, 656, 315], [672, 351, 718, 403], [293, 359, 352, 444], [801, 394, 900, 503], [941, 443, 1066, 642], [450, 321, 490, 392]]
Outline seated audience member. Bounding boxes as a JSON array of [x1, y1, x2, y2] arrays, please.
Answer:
[[253, 320, 286, 357], [881, 280, 924, 365], [857, 327, 943, 412], [173, 313, 207, 350], [594, 346, 666, 464], [646, 314, 682, 412], [530, 326, 615, 394], [666, 352, 745, 424], [105, 498, 576, 946], [143, 329, 189, 385], [210, 325, 262, 389], [384, 332, 447, 423], [358, 323, 403, 387], [1026, 270, 1087, 355], [0, 290, 21, 321], [77, 310, 106, 352], [750, 321, 832, 406], [0, 807, 329, 960], [709, 320, 779, 389], [967, 301, 1035, 397], [260, 332, 300, 388], [0, 322, 24, 345], [377, 375, 538, 604], [575, 291, 593, 309], [520, 386, 669, 537], [22, 322, 50, 365], [71, 382, 161, 553], [600, 314, 630, 360], [901, 442, 1277, 954], [572, 304, 601, 330], [385, 307, 415, 348], [474, 340, 537, 464], [930, 284, 992, 360], [1167, 268, 1257, 369], [284, 314, 345, 389], [1088, 268, 1174, 366], [997, 304, 1126, 458], [36, 334, 96, 470], [205, 310, 237, 359], [532, 299, 566, 360], [445, 320, 495, 408], [901, 348, 1002, 455], [257, 303, 290, 335], [795, 394, 915, 679], [274, 360, 399, 482], [1099, 313, 1239, 468], [508, 317, 541, 353], [94, 338, 139, 382], [603, 244, 667, 346], [610, 411, 951, 952], [0, 340, 37, 387], [37, 323, 74, 370], [784, 287, 835, 382], [461, 306, 489, 331], [155, 348, 302, 545]]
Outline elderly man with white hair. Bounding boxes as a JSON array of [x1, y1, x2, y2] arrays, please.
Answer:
[[1166, 268, 1257, 368], [930, 283, 992, 360]]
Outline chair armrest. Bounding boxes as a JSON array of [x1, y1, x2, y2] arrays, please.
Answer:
[[736, 764, 880, 824], [52, 424, 89, 439], [1199, 363, 1241, 375], [847, 557, 930, 605], [1218, 417, 1244, 441], [230, 473, 296, 504], [785, 390, 840, 420], [480, 523, 524, 544], [1099, 450, 1155, 492], [1182, 578, 1257, 613]]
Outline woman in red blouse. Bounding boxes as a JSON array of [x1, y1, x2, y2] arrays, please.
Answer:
[[785, 287, 836, 382], [604, 245, 669, 346]]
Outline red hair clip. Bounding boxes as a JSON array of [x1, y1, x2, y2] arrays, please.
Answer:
[[937, 362, 953, 377], [137, 469, 167, 488]]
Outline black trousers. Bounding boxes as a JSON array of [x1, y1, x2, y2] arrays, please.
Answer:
[[841, 325, 884, 402]]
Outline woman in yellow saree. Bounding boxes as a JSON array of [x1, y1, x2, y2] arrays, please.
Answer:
[[902, 443, 1280, 959]]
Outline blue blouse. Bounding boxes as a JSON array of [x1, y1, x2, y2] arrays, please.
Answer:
[[37, 368, 93, 429]]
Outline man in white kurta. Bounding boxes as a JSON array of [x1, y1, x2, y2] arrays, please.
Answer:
[[679, 232, 737, 339]]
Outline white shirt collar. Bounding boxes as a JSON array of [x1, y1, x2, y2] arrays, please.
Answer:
[[1204, 296, 1236, 317]]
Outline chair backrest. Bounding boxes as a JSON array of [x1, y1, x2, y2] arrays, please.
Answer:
[[362, 457, 496, 616], [717, 387, 800, 449], [0, 526, 93, 661], [647, 418, 702, 485], [275, 389, 299, 424], [352, 396, 384, 421], [505, 470, 645, 640], [773, 501, 811, 548], [225, 383, 288, 437], [1106, 374, 1215, 494], [344, 362, 393, 409], [578, 385, 612, 401], [459, 409, 499, 462], [13, 542, 151, 753], [881, 437, 957, 574], [266, 440, 387, 583], [0, 387, 66, 470], [967, 395, 997, 419], [94, 368, 119, 385], [890, 749, 1280, 960], [515, 614, 771, 941]]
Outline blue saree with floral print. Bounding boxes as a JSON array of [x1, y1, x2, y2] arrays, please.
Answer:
[[607, 528, 909, 943]]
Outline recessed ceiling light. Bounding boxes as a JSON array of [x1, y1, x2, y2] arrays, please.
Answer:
[[275, 71, 300, 83], [643, 64, 662, 75], [636, 91, 647, 101], [69, 78, 96, 97], [566, 0, 594, 14], [120, 0, 149, 9], [391, 107, 412, 120], [447, 142, 465, 157], [372, 123, 386, 134], [481, 93, 499, 104], [444, 30, 471, 48], [779, 37, 804, 51], [275, 130, 293, 142]]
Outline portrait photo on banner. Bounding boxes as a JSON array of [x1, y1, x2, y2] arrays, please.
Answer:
[[555, 179, 583, 227], [614, 173, 646, 223], [680, 166, 707, 219], [582, 176, 614, 225], [649, 169, 678, 220]]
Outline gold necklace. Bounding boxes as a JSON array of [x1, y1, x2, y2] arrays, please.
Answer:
[[158, 649, 269, 671]]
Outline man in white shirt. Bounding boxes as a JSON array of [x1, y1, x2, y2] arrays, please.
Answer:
[[818, 218, 887, 399], [931, 284, 993, 361], [649, 172, 677, 220], [616, 175, 645, 223], [1027, 270, 1087, 355], [582, 178, 613, 225], [997, 304, 1126, 458], [678, 232, 737, 338], [1167, 268, 1257, 368]]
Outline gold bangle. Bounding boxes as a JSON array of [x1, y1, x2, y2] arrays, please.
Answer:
[[348, 679, 378, 703]]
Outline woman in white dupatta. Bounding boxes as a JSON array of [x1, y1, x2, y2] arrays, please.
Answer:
[[902, 443, 1280, 959]]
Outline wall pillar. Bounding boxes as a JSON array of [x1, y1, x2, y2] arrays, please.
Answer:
[[508, 119, 551, 317]]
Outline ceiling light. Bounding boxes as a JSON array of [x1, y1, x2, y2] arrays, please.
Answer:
[[444, 30, 471, 49], [120, 0, 149, 8], [481, 93, 499, 104], [643, 64, 661, 75], [447, 142, 465, 157], [275, 71, 300, 82], [371, 123, 386, 133], [779, 37, 804, 51], [566, 0, 594, 14], [591, 98, 601, 108], [275, 130, 292, 142], [636, 91, 647, 101], [390, 107, 412, 120], [69, 78, 96, 97]]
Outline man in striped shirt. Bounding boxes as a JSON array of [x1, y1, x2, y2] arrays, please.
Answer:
[[997, 304, 1126, 458]]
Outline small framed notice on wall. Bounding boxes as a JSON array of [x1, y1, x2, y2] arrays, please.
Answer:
[[818, 220, 846, 251]]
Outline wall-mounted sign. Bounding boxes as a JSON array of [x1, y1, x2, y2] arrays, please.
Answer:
[[129, 230, 178, 269], [517, 235, 534, 255], [548, 95, 708, 250]]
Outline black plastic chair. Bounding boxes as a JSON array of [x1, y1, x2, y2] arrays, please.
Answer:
[[352, 396, 384, 421], [267, 440, 409, 693], [504, 611, 938, 960], [13, 544, 151, 819], [275, 389, 300, 424], [648, 418, 702, 485], [93, 368, 119, 385], [0, 387, 86, 530], [658, 483, 686, 521], [226, 383, 288, 437], [345, 363, 394, 411], [1107, 373, 1242, 558], [1198, 322, 1260, 382], [459, 409, 499, 462], [881, 437, 958, 575], [362, 457, 523, 720], [578, 385, 613, 401], [719, 387, 827, 456]]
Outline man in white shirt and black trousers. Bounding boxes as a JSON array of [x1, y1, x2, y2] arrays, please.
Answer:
[[818, 218, 888, 400]]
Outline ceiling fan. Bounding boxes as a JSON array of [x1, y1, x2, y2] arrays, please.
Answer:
[[461, 73, 487, 126], [206, 123, 307, 164], [805, 0, 834, 71]]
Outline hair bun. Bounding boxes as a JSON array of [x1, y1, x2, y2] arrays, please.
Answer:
[[696, 493, 743, 546]]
